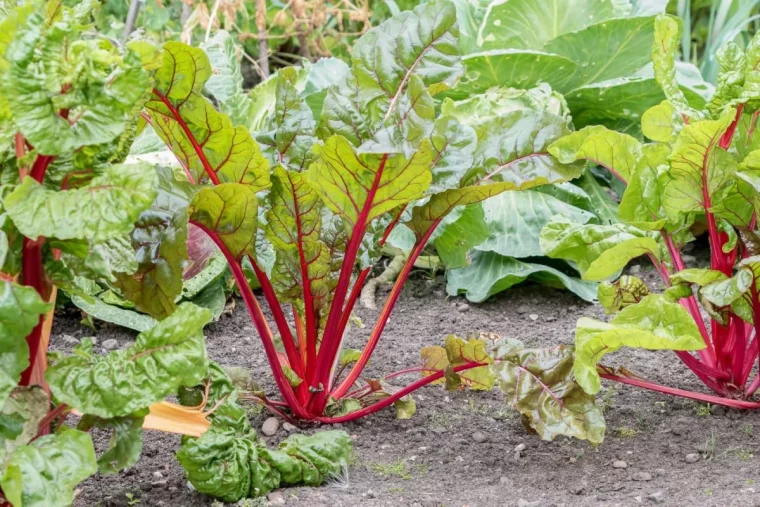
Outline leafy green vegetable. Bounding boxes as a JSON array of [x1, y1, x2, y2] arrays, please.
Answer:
[[47, 304, 211, 418], [0, 427, 97, 507], [177, 402, 352, 502], [575, 295, 705, 394]]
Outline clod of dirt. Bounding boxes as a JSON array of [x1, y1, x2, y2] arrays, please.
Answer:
[[648, 491, 665, 504], [612, 460, 628, 469], [685, 453, 699, 463], [711, 405, 726, 417], [457, 303, 470, 313], [472, 431, 487, 443], [282, 422, 297, 432], [267, 491, 286, 505], [632, 472, 652, 481], [262, 416, 280, 436]]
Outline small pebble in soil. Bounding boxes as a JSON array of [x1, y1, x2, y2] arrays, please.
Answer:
[[61, 334, 79, 346], [710, 405, 726, 417], [151, 480, 168, 488], [101, 339, 118, 350], [262, 417, 280, 436], [152, 471, 163, 479], [648, 492, 665, 504], [612, 460, 628, 469], [528, 314, 538, 321], [514, 443, 526, 452], [685, 453, 700, 463], [282, 422, 297, 433], [629, 265, 642, 275], [267, 491, 286, 505], [516, 305, 529, 314], [472, 431, 487, 443], [632, 472, 652, 481], [457, 303, 470, 313]]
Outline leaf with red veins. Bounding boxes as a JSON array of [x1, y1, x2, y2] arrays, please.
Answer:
[[493, 344, 605, 445], [266, 167, 336, 332], [307, 135, 432, 228], [256, 68, 318, 172], [147, 42, 269, 189], [189, 184, 258, 260]]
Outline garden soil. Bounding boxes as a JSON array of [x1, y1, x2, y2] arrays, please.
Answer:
[[52, 247, 760, 507]]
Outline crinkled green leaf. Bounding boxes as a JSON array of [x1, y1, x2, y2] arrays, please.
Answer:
[[256, 68, 317, 171], [741, 33, 760, 106], [46, 304, 211, 418], [360, 75, 436, 156], [618, 143, 671, 226], [114, 167, 191, 319], [443, 335, 494, 390], [706, 42, 745, 116], [540, 216, 660, 280], [5, 163, 156, 242], [182, 254, 227, 300], [178, 361, 239, 409], [441, 84, 569, 127], [574, 294, 705, 394], [446, 251, 598, 303], [548, 125, 642, 183], [652, 14, 696, 118], [598, 275, 649, 315], [339, 348, 362, 368], [201, 31, 253, 127], [77, 411, 146, 474], [0, 282, 52, 406], [2, 11, 150, 155], [494, 344, 605, 444], [0, 427, 96, 507], [189, 184, 258, 260], [352, 0, 463, 127], [0, 387, 47, 465], [308, 135, 432, 226], [178, 405, 352, 502], [473, 110, 580, 183]]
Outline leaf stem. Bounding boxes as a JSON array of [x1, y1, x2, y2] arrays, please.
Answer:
[[192, 222, 310, 419], [151, 88, 220, 185], [309, 154, 390, 411], [600, 371, 760, 409], [315, 361, 487, 423], [331, 218, 443, 400]]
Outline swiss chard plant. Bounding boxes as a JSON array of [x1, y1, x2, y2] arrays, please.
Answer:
[[140, 0, 606, 442], [540, 14, 760, 409], [0, 2, 351, 505]]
